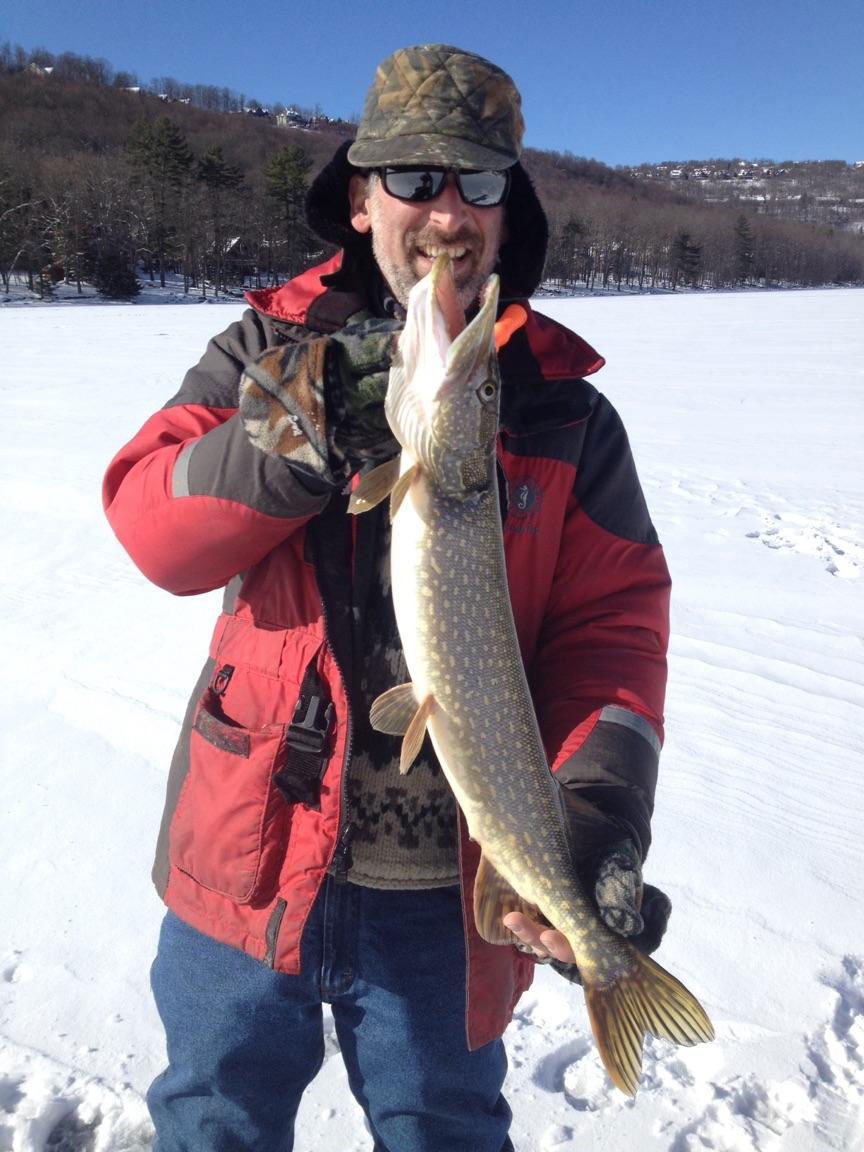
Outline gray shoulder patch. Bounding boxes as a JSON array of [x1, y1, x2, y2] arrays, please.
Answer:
[[599, 705, 661, 757], [171, 441, 196, 499]]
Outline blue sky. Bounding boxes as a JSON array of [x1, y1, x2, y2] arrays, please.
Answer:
[[4, 0, 863, 166]]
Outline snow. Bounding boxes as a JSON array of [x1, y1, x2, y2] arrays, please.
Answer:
[[1, 288, 863, 1150]]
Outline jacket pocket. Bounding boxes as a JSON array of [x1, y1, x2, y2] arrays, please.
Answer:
[[169, 682, 289, 904]]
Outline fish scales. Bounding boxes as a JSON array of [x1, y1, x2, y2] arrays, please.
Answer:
[[349, 253, 713, 1095], [401, 470, 599, 946]]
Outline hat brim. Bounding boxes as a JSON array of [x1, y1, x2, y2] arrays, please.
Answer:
[[347, 133, 517, 171]]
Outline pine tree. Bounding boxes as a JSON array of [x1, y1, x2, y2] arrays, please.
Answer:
[[92, 240, 139, 298], [127, 116, 192, 287], [670, 231, 703, 288], [195, 146, 244, 294], [264, 145, 312, 279], [734, 214, 755, 285], [557, 215, 590, 285]]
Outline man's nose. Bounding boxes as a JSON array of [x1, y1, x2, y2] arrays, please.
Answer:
[[427, 173, 470, 229]]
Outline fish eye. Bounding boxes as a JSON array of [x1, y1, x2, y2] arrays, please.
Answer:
[[477, 380, 497, 402]]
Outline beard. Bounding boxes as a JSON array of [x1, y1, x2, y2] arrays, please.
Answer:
[[367, 188, 502, 311]]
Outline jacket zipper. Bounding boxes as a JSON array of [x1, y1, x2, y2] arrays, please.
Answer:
[[309, 521, 356, 884], [262, 526, 356, 968]]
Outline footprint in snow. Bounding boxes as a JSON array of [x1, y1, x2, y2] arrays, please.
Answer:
[[0, 1044, 153, 1152], [744, 511, 862, 579], [1, 952, 33, 985], [541, 1123, 576, 1149], [532, 1037, 623, 1112], [659, 957, 864, 1151], [800, 954, 864, 1151], [666, 1073, 813, 1152], [661, 471, 862, 580]]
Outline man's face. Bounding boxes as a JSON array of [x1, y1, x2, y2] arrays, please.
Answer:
[[349, 171, 506, 310]]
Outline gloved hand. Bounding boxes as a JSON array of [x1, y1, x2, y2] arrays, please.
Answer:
[[329, 317, 404, 466], [503, 811, 671, 983], [238, 317, 403, 489]]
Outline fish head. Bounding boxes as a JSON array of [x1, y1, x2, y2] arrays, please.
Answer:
[[386, 253, 501, 498]]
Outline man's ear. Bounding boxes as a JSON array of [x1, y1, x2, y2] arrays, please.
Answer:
[[348, 174, 372, 234]]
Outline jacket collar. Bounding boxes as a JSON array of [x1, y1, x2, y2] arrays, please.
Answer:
[[245, 254, 603, 376]]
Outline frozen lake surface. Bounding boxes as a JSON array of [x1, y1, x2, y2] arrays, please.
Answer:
[[1, 288, 862, 1150]]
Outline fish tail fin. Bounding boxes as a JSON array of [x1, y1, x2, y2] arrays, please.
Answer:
[[583, 951, 714, 1096]]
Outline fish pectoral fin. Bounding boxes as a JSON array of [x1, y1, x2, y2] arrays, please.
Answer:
[[389, 464, 419, 521], [473, 852, 541, 946], [347, 457, 401, 515], [399, 694, 434, 775], [584, 951, 715, 1097], [369, 683, 418, 735]]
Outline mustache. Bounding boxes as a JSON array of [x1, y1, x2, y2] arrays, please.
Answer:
[[410, 226, 480, 250]]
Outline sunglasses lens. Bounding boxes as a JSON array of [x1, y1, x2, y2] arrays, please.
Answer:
[[457, 170, 509, 206], [381, 168, 510, 206], [382, 169, 446, 202]]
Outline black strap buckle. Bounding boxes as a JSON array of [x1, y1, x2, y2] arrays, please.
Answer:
[[286, 694, 335, 754], [274, 691, 335, 810]]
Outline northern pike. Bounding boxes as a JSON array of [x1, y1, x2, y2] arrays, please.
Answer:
[[349, 254, 713, 1095]]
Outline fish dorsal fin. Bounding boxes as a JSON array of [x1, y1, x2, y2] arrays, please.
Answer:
[[348, 457, 401, 515], [473, 852, 541, 946], [369, 686, 434, 775]]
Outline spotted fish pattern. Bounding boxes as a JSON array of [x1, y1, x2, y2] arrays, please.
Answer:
[[349, 255, 713, 1095]]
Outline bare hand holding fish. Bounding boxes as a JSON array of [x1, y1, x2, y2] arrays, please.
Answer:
[[349, 253, 714, 1096]]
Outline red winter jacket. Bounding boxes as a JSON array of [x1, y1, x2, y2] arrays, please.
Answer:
[[103, 253, 670, 1050]]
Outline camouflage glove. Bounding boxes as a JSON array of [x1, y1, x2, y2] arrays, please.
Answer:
[[238, 317, 403, 490], [508, 791, 672, 982], [545, 838, 672, 985]]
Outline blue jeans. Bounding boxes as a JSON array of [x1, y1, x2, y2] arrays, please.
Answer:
[[148, 880, 514, 1151]]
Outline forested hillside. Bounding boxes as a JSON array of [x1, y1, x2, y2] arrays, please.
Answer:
[[2, 41, 862, 299]]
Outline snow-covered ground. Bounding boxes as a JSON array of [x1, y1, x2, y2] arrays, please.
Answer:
[[1, 289, 862, 1151]]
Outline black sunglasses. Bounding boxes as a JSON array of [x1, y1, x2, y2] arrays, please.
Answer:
[[378, 166, 511, 207]]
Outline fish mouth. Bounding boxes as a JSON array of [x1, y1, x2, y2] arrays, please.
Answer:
[[390, 253, 501, 486], [424, 254, 499, 377], [396, 253, 500, 425]]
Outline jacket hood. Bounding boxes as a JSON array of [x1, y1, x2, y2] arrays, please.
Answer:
[[305, 140, 549, 301]]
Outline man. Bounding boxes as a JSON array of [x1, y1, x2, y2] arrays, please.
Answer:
[[104, 44, 672, 1152]]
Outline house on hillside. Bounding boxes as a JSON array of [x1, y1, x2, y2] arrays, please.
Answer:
[[276, 107, 307, 128]]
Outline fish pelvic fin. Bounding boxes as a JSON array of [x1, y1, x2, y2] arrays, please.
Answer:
[[583, 951, 714, 1097], [389, 463, 418, 521], [347, 457, 401, 515], [473, 853, 541, 946], [398, 694, 434, 774]]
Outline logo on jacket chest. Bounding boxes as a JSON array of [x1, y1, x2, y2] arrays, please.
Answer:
[[505, 477, 543, 535]]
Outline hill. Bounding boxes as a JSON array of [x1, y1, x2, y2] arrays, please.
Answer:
[[625, 159, 864, 234], [2, 43, 862, 299]]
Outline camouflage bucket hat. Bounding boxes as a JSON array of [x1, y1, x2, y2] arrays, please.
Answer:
[[347, 44, 524, 171]]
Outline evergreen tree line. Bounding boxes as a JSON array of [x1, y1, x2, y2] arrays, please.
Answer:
[[0, 116, 319, 299], [1, 40, 265, 117], [542, 185, 864, 291], [2, 37, 862, 298]]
